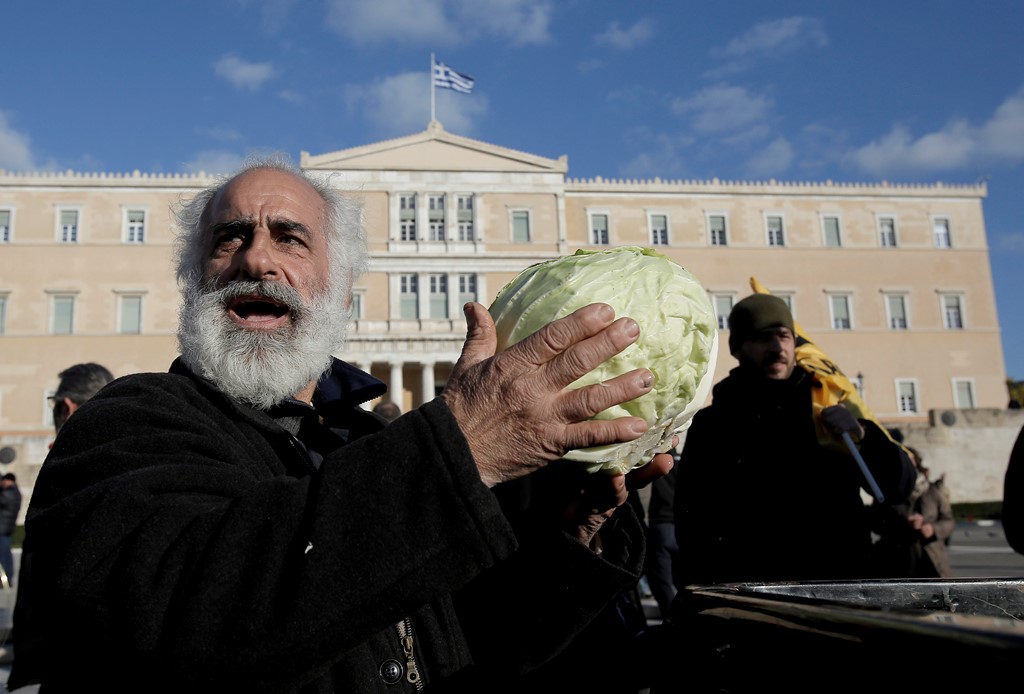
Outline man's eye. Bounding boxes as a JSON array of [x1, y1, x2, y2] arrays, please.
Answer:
[[216, 231, 245, 244]]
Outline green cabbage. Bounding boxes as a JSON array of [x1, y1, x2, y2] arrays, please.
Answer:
[[489, 246, 718, 474]]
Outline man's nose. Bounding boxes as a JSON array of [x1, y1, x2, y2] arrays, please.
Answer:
[[237, 231, 279, 281]]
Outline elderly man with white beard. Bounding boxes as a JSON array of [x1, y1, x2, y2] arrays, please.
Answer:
[[9, 157, 671, 694]]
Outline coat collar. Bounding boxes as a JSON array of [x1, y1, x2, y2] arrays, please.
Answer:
[[169, 356, 387, 415]]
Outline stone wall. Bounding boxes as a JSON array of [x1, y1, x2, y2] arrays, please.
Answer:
[[892, 408, 1024, 504]]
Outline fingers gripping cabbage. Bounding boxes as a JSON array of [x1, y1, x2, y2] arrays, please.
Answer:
[[488, 246, 718, 474]]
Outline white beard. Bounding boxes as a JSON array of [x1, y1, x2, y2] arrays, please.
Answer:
[[178, 279, 350, 410]]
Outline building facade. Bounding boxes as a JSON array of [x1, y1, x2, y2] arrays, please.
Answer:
[[0, 121, 1007, 511]]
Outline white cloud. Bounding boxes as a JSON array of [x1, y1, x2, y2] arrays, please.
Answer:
[[744, 137, 795, 178], [617, 128, 696, 179], [716, 16, 827, 59], [0, 111, 37, 171], [849, 87, 1024, 176], [619, 149, 683, 180], [344, 71, 488, 136], [595, 19, 654, 50], [258, 0, 299, 32], [455, 0, 552, 46], [213, 54, 280, 92], [231, 0, 300, 33], [995, 231, 1024, 252], [278, 89, 305, 105], [325, 0, 552, 46], [671, 84, 773, 134], [978, 87, 1024, 160], [182, 150, 246, 175]]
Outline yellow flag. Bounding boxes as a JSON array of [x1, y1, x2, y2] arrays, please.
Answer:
[[749, 277, 899, 452]]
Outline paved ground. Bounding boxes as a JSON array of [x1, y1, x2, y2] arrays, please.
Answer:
[[2, 521, 1021, 689]]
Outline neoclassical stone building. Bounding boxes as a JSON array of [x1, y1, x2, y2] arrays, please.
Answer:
[[0, 121, 1007, 507]]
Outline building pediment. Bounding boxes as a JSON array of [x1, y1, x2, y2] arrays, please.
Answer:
[[301, 120, 568, 174]]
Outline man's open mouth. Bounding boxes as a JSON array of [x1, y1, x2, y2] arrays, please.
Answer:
[[227, 295, 291, 326]]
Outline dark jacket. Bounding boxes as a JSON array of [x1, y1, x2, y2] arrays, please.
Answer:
[[1004, 425, 1024, 555], [0, 482, 21, 536], [868, 471, 956, 578], [10, 358, 644, 693], [674, 366, 916, 586], [646, 461, 677, 526]]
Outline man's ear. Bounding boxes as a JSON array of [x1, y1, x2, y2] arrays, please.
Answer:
[[63, 397, 80, 418]]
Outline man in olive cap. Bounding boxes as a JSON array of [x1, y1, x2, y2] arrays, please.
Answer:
[[673, 293, 915, 586]]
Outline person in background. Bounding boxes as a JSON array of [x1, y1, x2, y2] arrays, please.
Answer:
[[870, 447, 955, 577], [10, 156, 671, 693], [674, 293, 916, 586], [643, 446, 678, 620], [49, 362, 115, 433], [0, 472, 22, 586], [7, 362, 115, 692], [1003, 423, 1024, 555], [372, 400, 402, 422]]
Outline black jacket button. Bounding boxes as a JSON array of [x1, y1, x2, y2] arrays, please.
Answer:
[[379, 659, 404, 685]]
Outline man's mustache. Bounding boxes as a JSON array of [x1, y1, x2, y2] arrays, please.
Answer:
[[205, 280, 309, 318]]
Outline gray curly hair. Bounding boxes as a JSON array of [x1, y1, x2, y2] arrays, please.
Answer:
[[172, 154, 369, 296]]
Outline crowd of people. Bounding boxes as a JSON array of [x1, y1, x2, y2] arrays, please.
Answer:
[[3, 155, 1021, 693]]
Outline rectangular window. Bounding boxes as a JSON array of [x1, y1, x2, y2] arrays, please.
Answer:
[[125, 209, 146, 243], [119, 295, 142, 334], [708, 214, 728, 246], [428, 274, 448, 319], [879, 216, 897, 247], [399, 194, 417, 241], [458, 273, 477, 306], [823, 216, 841, 247], [713, 294, 734, 331], [942, 294, 964, 329], [590, 213, 609, 245], [0, 209, 11, 243], [886, 294, 908, 330], [43, 388, 58, 429], [59, 209, 79, 243], [830, 294, 852, 330], [933, 217, 952, 248], [350, 292, 364, 320], [52, 295, 75, 334], [897, 379, 919, 414], [457, 195, 474, 242], [511, 210, 530, 243], [0, 295, 6, 334], [953, 379, 976, 409], [399, 274, 419, 319], [649, 214, 668, 246], [766, 215, 785, 247], [775, 293, 794, 314], [428, 194, 446, 242]]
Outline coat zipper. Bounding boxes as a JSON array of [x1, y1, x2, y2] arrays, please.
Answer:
[[395, 617, 423, 690]]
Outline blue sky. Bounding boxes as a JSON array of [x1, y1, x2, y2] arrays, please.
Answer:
[[3, 1, 1023, 380]]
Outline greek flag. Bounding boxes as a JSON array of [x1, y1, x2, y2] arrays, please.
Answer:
[[433, 60, 475, 94]]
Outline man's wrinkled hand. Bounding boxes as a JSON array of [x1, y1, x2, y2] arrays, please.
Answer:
[[564, 449, 675, 548], [442, 302, 654, 487]]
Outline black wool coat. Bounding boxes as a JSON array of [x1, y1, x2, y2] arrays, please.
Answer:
[[10, 358, 644, 693], [674, 366, 916, 587]]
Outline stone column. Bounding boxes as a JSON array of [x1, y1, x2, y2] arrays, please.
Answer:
[[356, 361, 373, 408], [390, 362, 404, 408], [421, 361, 436, 404]]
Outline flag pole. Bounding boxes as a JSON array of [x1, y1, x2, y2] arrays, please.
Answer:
[[430, 53, 436, 123], [842, 432, 886, 502]]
